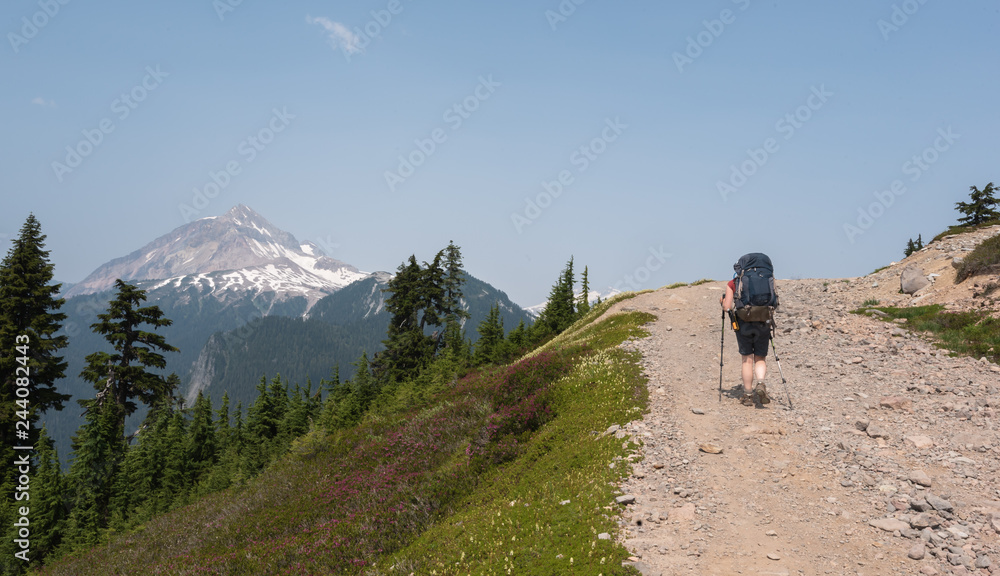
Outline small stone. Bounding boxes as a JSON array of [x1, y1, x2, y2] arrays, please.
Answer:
[[925, 494, 954, 512], [765, 530, 777, 536], [840, 479, 854, 488], [850, 356, 864, 364], [691, 408, 705, 415], [919, 565, 939, 575], [766, 553, 781, 560], [946, 525, 969, 539], [910, 499, 931, 512], [908, 544, 926, 560], [975, 555, 991, 569], [870, 517, 910, 532], [905, 435, 934, 449], [616, 495, 636, 505], [866, 424, 889, 440], [880, 396, 914, 412], [991, 515, 1000, 534], [855, 419, 870, 432], [698, 443, 723, 454], [597, 532, 610, 540], [909, 513, 937, 529], [909, 470, 933, 487], [560, 500, 571, 505]]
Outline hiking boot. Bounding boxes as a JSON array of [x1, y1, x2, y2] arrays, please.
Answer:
[[754, 381, 771, 405], [740, 393, 755, 407]]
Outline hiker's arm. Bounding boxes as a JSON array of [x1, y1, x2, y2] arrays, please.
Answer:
[[721, 284, 734, 311]]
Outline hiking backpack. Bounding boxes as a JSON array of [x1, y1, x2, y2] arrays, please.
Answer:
[[733, 253, 778, 323]]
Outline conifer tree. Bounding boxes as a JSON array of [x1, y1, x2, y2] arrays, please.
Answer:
[[420, 251, 447, 331], [904, 238, 917, 257], [159, 410, 189, 505], [79, 279, 178, 440], [577, 266, 591, 316], [0, 215, 70, 546], [65, 400, 126, 546], [216, 392, 232, 450], [955, 182, 1000, 226], [0, 427, 66, 571], [916, 234, 924, 250], [536, 257, 576, 335], [0, 214, 70, 428], [442, 241, 470, 353], [186, 391, 217, 484], [336, 353, 376, 427], [30, 427, 66, 562], [474, 303, 505, 366], [381, 256, 435, 381], [507, 319, 528, 354]]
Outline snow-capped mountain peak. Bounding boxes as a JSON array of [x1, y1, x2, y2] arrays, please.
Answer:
[[65, 205, 368, 307]]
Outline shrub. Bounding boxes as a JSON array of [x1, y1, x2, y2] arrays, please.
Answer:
[[956, 234, 1000, 282]]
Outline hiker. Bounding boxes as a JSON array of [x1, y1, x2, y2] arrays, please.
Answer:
[[719, 253, 778, 407]]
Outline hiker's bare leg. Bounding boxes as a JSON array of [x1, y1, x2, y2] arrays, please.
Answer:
[[741, 355, 755, 394], [754, 355, 767, 383]]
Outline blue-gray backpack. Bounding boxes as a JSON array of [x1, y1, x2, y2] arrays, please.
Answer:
[[733, 253, 778, 322]]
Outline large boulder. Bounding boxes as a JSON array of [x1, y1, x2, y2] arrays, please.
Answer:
[[901, 267, 931, 295]]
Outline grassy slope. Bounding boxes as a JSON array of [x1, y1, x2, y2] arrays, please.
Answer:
[[855, 304, 1000, 363], [35, 294, 655, 576]]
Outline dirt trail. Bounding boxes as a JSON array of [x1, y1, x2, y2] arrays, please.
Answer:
[[605, 279, 1000, 576]]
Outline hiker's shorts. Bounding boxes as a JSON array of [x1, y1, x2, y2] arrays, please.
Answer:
[[735, 321, 769, 357]]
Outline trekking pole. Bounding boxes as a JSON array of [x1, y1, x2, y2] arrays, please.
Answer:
[[718, 310, 725, 402], [769, 336, 793, 410]]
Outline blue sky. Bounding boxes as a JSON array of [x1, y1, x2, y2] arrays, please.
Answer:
[[2, 1, 998, 307]]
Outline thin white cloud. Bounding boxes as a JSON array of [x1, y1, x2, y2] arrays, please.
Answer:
[[31, 97, 55, 107], [307, 16, 363, 55]]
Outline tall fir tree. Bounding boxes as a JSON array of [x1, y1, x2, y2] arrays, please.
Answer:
[[577, 266, 591, 317], [381, 256, 435, 381], [0, 216, 70, 552], [474, 303, 505, 366], [0, 214, 70, 431], [955, 182, 1000, 226], [30, 427, 66, 562], [186, 391, 217, 484], [536, 257, 576, 336], [78, 279, 179, 440], [65, 399, 127, 547], [442, 241, 470, 355]]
